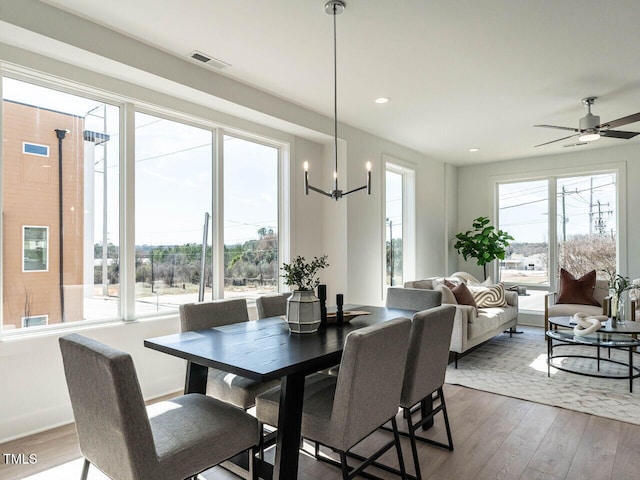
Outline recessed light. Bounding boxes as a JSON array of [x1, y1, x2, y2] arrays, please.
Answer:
[[468, 148, 479, 152], [374, 97, 390, 104]]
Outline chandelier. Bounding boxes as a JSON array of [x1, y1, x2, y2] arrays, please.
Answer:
[[304, 0, 371, 201]]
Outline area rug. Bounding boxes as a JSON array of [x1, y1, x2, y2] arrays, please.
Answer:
[[445, 326, 640, 425]]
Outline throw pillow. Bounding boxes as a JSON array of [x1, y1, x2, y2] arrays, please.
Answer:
[[556, 268, 599, 306], [451, 282, 478, 312], [434, 283, 458, 305], [468, 283, 507, 308]]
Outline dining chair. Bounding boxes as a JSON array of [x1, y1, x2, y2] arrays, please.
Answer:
[[386, 286, 442, 311], [255, 317, 412, 480], [179, 299, 280, 409], [397, 305, 456, 480], [59, 334, 259, 480], [256, 292, 290, 319]]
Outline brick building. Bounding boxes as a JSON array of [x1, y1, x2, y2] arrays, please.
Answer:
[[2, 100, 85, 328]]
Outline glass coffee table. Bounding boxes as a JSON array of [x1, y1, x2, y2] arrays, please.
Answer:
[[547, 316, 640, 392]]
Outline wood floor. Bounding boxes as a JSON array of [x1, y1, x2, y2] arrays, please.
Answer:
[[2, 384, 639, 480]]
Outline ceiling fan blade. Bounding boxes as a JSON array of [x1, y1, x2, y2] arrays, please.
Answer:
[[534, 134, 579, 147], [534, 124, 580, 132], [600, 130, 640, 139], [597, 112, 640, 129], [563, 142, 588, 148]]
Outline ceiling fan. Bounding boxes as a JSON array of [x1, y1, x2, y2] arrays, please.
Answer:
[[534, 97, 640, 148]]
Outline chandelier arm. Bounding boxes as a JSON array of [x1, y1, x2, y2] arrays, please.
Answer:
[[342, 184, 368, 196], [307, 183, 334, 198]]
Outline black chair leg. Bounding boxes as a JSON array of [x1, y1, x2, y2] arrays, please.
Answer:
[[404, 408, 421, 480], [439, 388, 454, 451], [249, 446, 258, 480], [339, 451, 350, 480], [80, 459, 90, 480], [390, 416, 408, 479]]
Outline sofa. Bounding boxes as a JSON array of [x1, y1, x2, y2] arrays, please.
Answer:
[[404, 274, 518, 367]]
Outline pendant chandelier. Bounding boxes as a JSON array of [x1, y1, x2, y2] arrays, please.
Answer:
[[304, 0, 371, 201]]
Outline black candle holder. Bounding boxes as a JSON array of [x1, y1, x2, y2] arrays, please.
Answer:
[[318, 284, 327, 328], [336, 293, 344, 325]]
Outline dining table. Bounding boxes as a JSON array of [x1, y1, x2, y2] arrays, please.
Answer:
[[144, 304, 417, 480]]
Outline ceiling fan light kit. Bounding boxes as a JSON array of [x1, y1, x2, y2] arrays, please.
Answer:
[[304, 0, 371, 201], [534, 96, 640, 148]]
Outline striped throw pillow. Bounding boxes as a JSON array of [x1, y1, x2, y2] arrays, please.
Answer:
[[468, 283, 507, 308]]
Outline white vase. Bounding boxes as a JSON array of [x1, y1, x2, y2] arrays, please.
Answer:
[[286, 290, 321, 334]]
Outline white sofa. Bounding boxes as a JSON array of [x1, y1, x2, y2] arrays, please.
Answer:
[[404, 276, 518, 367]]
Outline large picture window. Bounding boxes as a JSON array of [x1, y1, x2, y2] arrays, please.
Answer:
[[498, 172, 618, 311], [1, 73, 286, 334]]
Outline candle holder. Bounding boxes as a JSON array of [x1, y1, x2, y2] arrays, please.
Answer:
[[318, 284, 327, 328]]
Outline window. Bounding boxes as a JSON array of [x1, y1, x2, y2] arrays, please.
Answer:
[[556, 174, 616, 278], [2, 77, 120, 331], [23, 226, 49, 272], [134, 112, 213, 316], [22, 315, 48, 328], [384, 160, 416, 288], [498, 180, 549, 285], [223, 135, 279, 299], [23, 142, 49, 156], [498, 172, 618, 312], [1, 72, 287, 334], [385, 170, 403, 286]]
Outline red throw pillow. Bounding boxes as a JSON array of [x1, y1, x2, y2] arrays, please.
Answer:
[[556, 268, 600, 306], [451, 282, 478, 311]]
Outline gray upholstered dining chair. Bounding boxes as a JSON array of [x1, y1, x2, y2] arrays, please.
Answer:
[[386, 286, 442, 311], [255, 317, 412, 480], [59, 333, 259, 480], [397, 305, 456, 480], [179, 298, 280, 409], [256, 292, 290, 319]]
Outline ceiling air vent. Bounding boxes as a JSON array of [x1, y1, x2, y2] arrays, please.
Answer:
[[188, 51, 231, 70]]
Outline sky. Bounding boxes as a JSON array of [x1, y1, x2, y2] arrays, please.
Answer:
[[3, 77, 278, 248], [498, 174, 617, 244]]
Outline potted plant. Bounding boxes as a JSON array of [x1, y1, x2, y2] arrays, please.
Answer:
[[454, 216, 513, 281], [281, 255, 329, 333], [602, 269, 634, 325]]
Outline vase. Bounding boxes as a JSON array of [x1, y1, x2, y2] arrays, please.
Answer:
[[286, 290, 321, 334], [618, 295, 626, 326]]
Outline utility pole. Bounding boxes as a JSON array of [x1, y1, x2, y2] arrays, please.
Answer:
[[589, 177, 593, 236]]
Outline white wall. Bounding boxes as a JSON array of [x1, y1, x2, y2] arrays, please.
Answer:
[[0, 2, 450, 442], [456, 142, 640, 281]]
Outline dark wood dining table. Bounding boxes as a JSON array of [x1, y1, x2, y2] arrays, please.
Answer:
[[144, 304, 416, 480]]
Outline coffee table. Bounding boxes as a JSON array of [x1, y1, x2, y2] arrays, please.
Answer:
[[547, 316, 640, 392]]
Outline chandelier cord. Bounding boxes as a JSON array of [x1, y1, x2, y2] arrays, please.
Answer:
[[332, 3, 339, 191]]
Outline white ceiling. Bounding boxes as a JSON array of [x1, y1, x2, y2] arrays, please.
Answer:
[[39, 0, 640, 165]]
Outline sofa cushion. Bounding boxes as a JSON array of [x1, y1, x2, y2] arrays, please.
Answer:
[[451, 282, 477, 312], [404, 279, 435, 290], [434, 284, 458, 305], [468, 283, 507, 308], [556, 268, 599, 306], [468, 305, 516, 339]]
